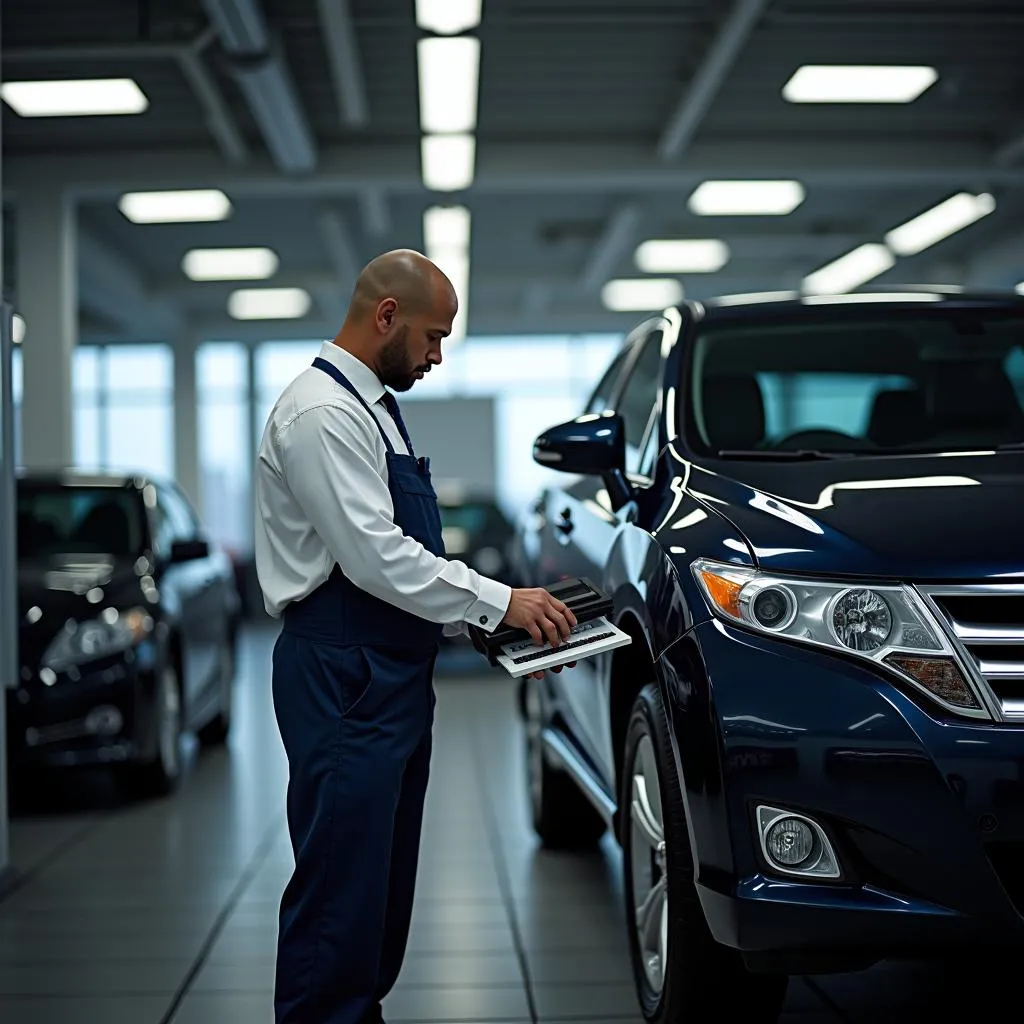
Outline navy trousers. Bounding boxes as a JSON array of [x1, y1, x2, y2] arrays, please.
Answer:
[[272, 637, 436, 1023]]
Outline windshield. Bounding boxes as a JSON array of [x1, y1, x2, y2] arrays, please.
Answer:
[[686, 308, 1024, 457], [17, 484, 145, 561]]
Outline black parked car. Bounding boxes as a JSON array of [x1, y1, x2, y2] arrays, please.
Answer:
[[8, 471, 241, 797], [512, 290, 1024, 1021], [438, 491, 515, 585]]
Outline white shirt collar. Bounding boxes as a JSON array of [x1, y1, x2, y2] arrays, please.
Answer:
[[317, 341, 386, 407]]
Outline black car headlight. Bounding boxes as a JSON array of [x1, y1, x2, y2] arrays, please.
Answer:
[[41, 607, 155, 674], [691, 557, 988, 717]]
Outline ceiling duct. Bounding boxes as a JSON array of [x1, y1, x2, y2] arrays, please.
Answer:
[[200, 0, 317, 173]]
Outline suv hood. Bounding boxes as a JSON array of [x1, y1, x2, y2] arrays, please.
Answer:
[[686, 451, 1024, 581]]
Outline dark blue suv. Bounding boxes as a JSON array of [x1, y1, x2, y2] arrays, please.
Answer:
[[511, 290, 1024, 1022]]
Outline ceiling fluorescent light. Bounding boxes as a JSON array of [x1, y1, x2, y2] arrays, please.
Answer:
[[802, 243, 895, 295], [415, 0, 482, 35], [635, 239, 730, 273], [601, 278, 684, 313], [182, 247, 279, 281], [783, 65, 938, 103], [424, 206, 471, 251], [421, 134, 475, 192], [418, 37, 480, 134], [884, 193, 996, 256], [12, 314, 25, 345], [228, 287, 311, 320], [119, 189, 233, 224], [1, 78, 148, 117], [1017, 283, 1024, 296], [689, 180, 805, 216]]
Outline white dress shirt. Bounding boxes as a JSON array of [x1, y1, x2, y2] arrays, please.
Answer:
[[253, 341, 512, 637]]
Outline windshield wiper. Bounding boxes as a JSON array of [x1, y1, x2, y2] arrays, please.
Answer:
[[715, 449, 853, 460]]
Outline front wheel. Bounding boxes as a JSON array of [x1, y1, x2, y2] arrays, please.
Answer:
[[119, 664, 182, 799], [621, 683, 788, 1022]]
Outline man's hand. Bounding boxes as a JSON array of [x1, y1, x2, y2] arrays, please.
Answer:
[[503, 587, 577, 648], [529, 661, 576, 681]]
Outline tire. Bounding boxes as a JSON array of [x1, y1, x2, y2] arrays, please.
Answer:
[[120, 663, 182, 799], [197, 633, 235, 747], [621, 683, 788, 1023], [523, 675, 607, 849]]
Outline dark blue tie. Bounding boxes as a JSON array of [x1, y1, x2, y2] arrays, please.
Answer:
[[381, 391, 415, 455]]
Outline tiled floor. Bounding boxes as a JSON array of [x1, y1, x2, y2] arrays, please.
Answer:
[[0, 626, 1012, 1023]]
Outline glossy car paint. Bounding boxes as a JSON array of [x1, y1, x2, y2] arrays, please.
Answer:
[[7, 473, 239, 770], [516, 293, 1024, 970]]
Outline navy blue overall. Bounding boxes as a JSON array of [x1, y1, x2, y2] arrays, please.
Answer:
[[272, 358, 444, 1024]]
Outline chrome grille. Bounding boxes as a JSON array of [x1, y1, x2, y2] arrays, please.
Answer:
[[921, 587, 1024, 722]]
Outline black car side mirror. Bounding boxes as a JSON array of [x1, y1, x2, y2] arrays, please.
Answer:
[[532, 412, 633, 511], [170, 538, 210, 563]]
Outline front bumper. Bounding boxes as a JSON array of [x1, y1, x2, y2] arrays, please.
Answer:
[[6, 643, 162, 768], [666, 619, 1024, 970]]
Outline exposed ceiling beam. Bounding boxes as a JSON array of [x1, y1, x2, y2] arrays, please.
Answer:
[[2, 34, 249, 165], [579, 203, 641, 292], [19, 141, 1021, 201], [154, 267, 816, 306], [359, 187, 391, 238], [78, 233, 182, 337], [994, 128, 1024, 167], [315, 0, 370, 128], [179, 30, 250, 165], [962, 226, 1024, 289], [318, 208, 361, 287], [200, 0, 317, 174], [657, 0, 769, 161]]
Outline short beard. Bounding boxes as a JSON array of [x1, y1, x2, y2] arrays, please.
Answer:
[[377, 325, 416, 392]]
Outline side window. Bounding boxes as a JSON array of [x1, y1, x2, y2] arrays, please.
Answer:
[[616, 331, 664, 474], [151, 486, 196, 558], [585, 347, 631, 415]]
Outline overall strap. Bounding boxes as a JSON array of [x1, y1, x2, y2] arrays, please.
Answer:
[[312, 357, 397, 456]]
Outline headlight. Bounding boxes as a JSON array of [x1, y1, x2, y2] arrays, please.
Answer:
[[691, 558, 986, 717], [42, 607, 154, 674]]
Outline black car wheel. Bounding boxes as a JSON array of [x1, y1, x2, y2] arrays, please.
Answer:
[[197, 634, 235, 746], [621, 683, 788, 1023], [523, 676, 606, 849], [120, 663, 182, 799]]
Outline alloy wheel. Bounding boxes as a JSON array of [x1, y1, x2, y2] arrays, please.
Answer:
[[628, 733, 668, 997]]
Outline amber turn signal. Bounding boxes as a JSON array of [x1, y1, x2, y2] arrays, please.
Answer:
[[884, 654, 980, 710]]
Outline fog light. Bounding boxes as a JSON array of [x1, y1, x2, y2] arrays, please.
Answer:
[[756, 805, 841, 879], [766, 817, 814, 866], [85, 705, 123, 736]]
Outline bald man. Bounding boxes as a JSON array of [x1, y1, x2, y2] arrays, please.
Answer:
[[254, 250, 576, 1024]]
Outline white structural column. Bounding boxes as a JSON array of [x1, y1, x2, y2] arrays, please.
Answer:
[[173, 334, 201, 508], [0, 20, 11, 885], [17, 188, 77, 470]]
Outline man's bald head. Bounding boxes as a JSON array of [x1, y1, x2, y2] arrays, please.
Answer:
[[334, 249, 459, 393], [349, 249, 456, 323]]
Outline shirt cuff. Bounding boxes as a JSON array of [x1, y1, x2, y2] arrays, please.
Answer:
[[467, 577, 512, 634]]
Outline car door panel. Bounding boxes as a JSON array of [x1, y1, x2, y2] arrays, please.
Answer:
[[533, 319, 670, 791]]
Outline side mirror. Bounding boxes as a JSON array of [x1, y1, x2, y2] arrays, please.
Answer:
[[532, 412, 633, 511], [169, 538, 210, 563]]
